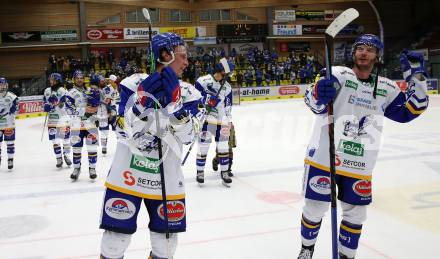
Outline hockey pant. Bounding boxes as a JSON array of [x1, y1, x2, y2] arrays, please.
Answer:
[[300, 164, 369, 258]]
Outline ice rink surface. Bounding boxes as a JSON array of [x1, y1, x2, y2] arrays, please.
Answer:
[[1, 96, 439, 259]]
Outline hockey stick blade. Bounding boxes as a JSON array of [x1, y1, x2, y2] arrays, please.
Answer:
[[325, 8, 359, 38], [142, 8, 151, 21]]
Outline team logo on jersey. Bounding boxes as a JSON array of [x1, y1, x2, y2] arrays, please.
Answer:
[[352, 180, 371, 197], [309, 176, 331, 195], [345, 80, 358, 90], [338, 140, 364, 156], [104, 198, 136, 220], [157, 200, 185, 222], [129, 154, 159, 174], [376, 89, 387, 97]]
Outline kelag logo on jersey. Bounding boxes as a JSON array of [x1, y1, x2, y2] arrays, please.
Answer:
[[104, 198, 136, 220], [130, 154, 159, 174], [338, 140, 364, 156], [345, 80, 358, 90], [376, 89, 387, 97]]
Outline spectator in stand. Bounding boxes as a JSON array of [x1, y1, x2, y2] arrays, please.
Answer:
[[255, 67, 263, 87], [290, 70, 297, 85], [238, 54, 245, 68], [236, 70, 243, 87], [265, 69, 272, 86], [231, 48, 237, 58], [99, 52, 106, 70], [299, 66, 306, 84], [10, 83, 22, 97], [244, 69, 254, 87], [49, 54, 57, 72], [275, 64, 283, 86]]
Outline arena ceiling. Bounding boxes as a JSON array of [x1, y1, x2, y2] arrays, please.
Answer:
[[12, 0, 368, 10]]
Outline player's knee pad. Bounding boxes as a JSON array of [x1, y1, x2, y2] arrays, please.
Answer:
[[72, 147, 82, 154], [101, 129, 109, 138], [303, 198, 329, 223], [340, 201, 367, 225], [101, 230, 132, 259], [150, 231, 178, 259], [216, 140, 228, 153], [197, 142, 210, 156]]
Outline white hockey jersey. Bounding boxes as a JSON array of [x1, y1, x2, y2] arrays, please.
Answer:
[[66, 86, 97, 130], [97, 84, 118, 120], [118, 73, 148, 116], [43, 87, 70, 128], [0, 92, 18, 130], [304, 66, 428, 180], [105, 80, 203, 200], [195, 74, 232, 125]]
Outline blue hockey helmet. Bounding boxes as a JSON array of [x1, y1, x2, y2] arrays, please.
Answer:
[[0, 77, 8, 94], [49, 73, 63, 84], [73, 70, 84, 79], [90, 73, 105, 86], [213, 58, 231, 74], [152, 32, 185, 64], [352, 34, 383, 58]]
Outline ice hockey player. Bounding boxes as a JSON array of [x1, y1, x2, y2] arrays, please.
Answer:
[[195, 58, 233, 187], [99, 32, 203, 259], [65, 70, 101, 181], [43, 73, 72, 168], [0, 77, 18, 170], [96, 74, 117, 155], [297, 34, 429, 259]]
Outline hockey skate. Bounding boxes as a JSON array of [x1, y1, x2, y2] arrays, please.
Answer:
[[297, 245, 314, 259], [63, 155, 72, 166], [7, 158, 13, 170], [70, 167, 81, 181], [339, 253, 354, 259], [196, 170, 204, 186], [56, 157, 63, 168], [221, 170, 232, 187], [102, 147, 107, 155], [89, 167, 97, 180]]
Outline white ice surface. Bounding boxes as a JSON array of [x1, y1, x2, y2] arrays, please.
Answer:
[[0, 96, 439, 259]]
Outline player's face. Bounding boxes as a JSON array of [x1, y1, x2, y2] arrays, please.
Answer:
[[75, 75, 84, 87], [354, 45, 378, 71], [169, 45, 189, 77], [49, 78, 56, 86]]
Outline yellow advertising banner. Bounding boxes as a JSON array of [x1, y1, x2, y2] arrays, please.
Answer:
[[159, 27, 196, 38]]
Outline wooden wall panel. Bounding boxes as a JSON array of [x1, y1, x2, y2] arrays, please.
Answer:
[[0, 3, 79, 32], [0, 49, 81, 79]]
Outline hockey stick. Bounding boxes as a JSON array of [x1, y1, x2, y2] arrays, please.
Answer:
[[40, 112, 49, 142], [324, 8, 359, 259], [142, 8, 172, 252]]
